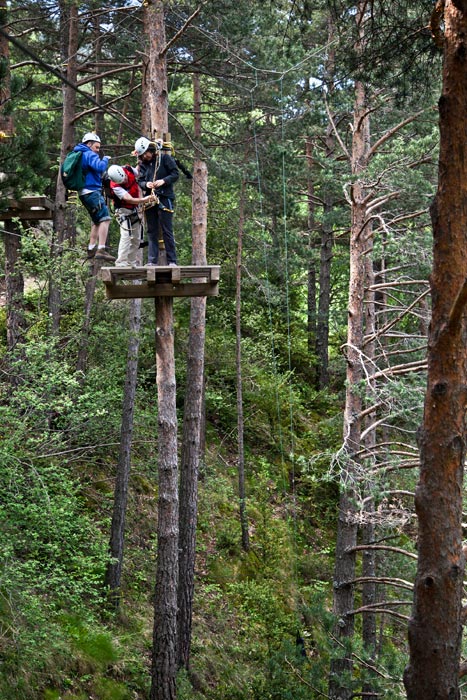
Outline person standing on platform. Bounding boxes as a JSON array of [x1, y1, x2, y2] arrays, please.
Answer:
[[134, 137, 179, 266], [107, 164, 156, 268], [74, 132, 114, 262]]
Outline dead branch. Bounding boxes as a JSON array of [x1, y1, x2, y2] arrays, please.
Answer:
[[348, 544, 417, 559], [370, 360, 427, 380], [160, 5, 203, 58], [349, 576, 413, 590], [368, 110, 426, 159], [76, 64, 141, 86], [348, 603, 410, 622], [369, 279, 428, 291], [363, 288, 430, 345], [72, 84, 140, 122], [284, 657, 330, 696], [324, 94, 350, 161]]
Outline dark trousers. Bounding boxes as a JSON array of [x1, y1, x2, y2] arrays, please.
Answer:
[[146, 199, 177, 265]]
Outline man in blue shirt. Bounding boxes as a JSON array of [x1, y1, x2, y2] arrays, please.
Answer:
[[74, 132, 115, 262]]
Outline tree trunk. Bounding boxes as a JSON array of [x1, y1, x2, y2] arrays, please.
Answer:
[[329, 12, 370, 692], [361, 248, 377, 700], [404, 3, 467, 698], [146, 3, 179, 698], [0, 0, 13, 138], [146, 0, 168, 139], [151, 295, 179, 700], [305, 137, 317, 360], [105, 297, 142, 606], [177, 69, 208, 671], [236, 177, 249, 552], [76, 263, 99, 377], [93, 13, 104, 137], [315, 16, 336, 390], [49, 0, 78, 336], [4, 219, 25, 354]]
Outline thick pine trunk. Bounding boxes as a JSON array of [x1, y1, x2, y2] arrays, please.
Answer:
[[147, 0, 168, 139], [329, 73, 369, 700], [362, 250, 377, 699], [146, 4, 179, 698], [178, 69, 208, 670], [404, 3, 467, 698], [151, 296, 179, 700]]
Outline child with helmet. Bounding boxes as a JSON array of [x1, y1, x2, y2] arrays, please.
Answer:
[[107, 164, 155, 268]]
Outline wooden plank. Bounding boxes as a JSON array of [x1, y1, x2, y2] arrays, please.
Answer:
[[8, 196, 55, 209], [100, 264, 220, 300], [105, 282, 219, 300], [100, 268, 114, 282], [0, 195, 55, 221]]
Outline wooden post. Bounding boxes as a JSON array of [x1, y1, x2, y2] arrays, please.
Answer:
[[151, 294, 179, 700]]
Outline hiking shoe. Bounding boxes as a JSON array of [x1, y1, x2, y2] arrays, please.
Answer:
[[95, 249, 116, 263], [168, 262, 177, 267], [87, 246, 97, 259]]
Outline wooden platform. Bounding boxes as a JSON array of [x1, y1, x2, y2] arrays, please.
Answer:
[[0, 196, 55, 221], [100, 264, 220, 299]]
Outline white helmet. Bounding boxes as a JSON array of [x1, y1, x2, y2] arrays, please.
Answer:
[[82, 132, 101, 144], [108, 164, 127, 184], [133, 136, 154, 156]]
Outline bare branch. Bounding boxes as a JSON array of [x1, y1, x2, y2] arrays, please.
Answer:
[[324, 94, 350, 160], [349, 576, 413, 591], [160, 5, 203, 58], [348, 544, 417, 559], [368, 110, 426, 158]]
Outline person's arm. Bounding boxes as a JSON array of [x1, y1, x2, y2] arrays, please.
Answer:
[[121, 191, 154, 206], [154, 155, 179, 188], [137, 161, 151, 191], [89, 152, 109, 175], [111, 183, 154, 207]]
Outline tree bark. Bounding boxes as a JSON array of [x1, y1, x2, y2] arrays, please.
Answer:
[[361, 245, 377, 700], [329, 8, 370, 694], [146, 3, 179, 698], [105, 297, 142, 606], [151, 295, 179, 700], [305, 137, 317, 360], [146, 0, 168, 139], [178, 68, 208, 671], [315, 16, 336, 389], [76, 264, 99, 377], [49, 0, 79, 336], [4, 219, 25, 354], [404, 3, 467, 698], [235, 177, 250, 552]]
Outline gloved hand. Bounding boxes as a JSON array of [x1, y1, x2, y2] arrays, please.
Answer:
[[139, 240, 148, 249]]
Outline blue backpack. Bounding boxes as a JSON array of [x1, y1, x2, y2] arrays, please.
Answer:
[[60, 150, 85, 190]]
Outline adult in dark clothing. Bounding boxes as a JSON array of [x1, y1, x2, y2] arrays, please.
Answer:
[[134, 137, 179, 266]]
